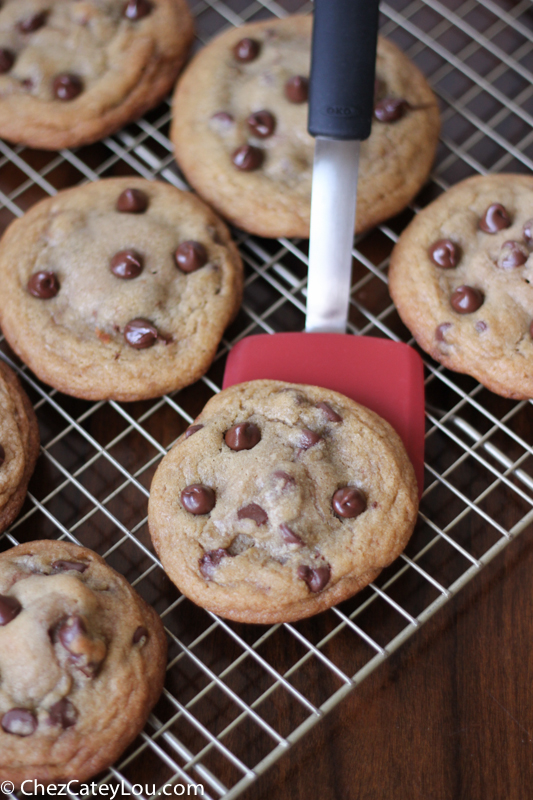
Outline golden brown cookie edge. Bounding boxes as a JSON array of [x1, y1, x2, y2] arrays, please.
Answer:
[[148, 380, 419, 624], [0, 539, 168, 787]]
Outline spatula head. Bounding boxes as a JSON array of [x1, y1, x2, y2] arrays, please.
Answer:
[[223, 333, 425, 496]]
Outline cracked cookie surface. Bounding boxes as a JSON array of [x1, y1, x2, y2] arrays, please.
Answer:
[[0, 361, 39, 535], [0, 0, 194, 149], [389, 173, 533, 399], [171, 14, 440, 238], [0, 539, 167, 787], [0, 178, 243, 401], [148, 380, 419, 624]]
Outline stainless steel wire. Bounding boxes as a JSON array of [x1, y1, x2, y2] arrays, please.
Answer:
[[1, 0, 533, 797]]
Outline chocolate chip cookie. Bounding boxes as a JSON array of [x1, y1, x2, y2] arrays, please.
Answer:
[[0, 539, 167, 787], [0, 178, 243, 402], [0, 361, 39, 535], [171, 15, 440, 238], [388, 173, 533, 399], [0, 0, 194, 150], [148, 380, 418, 624]]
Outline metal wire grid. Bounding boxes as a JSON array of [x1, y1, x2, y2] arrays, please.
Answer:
[[0, 0, 532, 796]]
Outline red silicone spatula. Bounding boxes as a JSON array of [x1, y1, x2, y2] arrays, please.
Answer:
[[223, 0, 425, 496]]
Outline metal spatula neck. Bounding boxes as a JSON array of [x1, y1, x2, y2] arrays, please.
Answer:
[[305, 138, 359, 333]]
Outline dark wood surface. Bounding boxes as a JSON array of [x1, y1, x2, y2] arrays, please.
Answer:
[[239, 522, 533, 800]]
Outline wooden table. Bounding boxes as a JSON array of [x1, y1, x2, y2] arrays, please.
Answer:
[[240, 523, 533, 800]]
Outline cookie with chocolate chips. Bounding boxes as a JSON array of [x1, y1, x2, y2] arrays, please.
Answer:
[[0, 361, 39, 535], [171, 15, 440, 238], [388, 173, 533, 399], [0, 539, 167, 787], [148, 380, 418, 624], [0, 0, 193, 150], [0, 178, 243, 401]]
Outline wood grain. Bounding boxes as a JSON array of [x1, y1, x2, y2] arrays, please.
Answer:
[[238, 522, 533, 800]]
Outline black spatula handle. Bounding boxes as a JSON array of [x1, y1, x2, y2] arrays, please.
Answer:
[[308, 0, 380, 141]]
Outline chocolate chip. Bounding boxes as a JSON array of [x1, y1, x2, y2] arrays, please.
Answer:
[[124, 319, 158, 349], [237, 503, 268, 525], [57, 615, 106, 676], [110, 249, 144, 279], [225, 422, 261, 451], [27, 271, 59, 299], [272, 470, 296, 489], [53, 74, 83, 101], [181, 484, 216, 515], [0, 49, 15, 74], [247, 110, 276, 138], [133, 626, 148, 644], [1, 709, 37, 737], [530, 320, 533, 339], [175, 241, 208, 273], [429, 239, 461, 269], [199, 549, 228, 579], [523, 219, 533, 244], [479, 203, 511, 233], [475, 320, 487, 333], [450, 285, 484, 314], [233, 38, 260, 63], [285, 76, 309, 103], [211, 111, 234, 125], [18, 11, 48, 33], [185, 424, 204, 438], [157, 330, 173, 345], [300, 429, 322, 449], [374, 97, 410, 122], [232, 144, 264, 171], [435, 322, 452, 342], [58, 615, 87, 651], [332, 487, 367, 519], [48, 698, 77, 729], [51, 560, 88, 573], [280, 524, 303, 545], [123, 0, 153, 20], [316, 402, 342, 422], [498, 240, 528, 269], [297, 565, 331, 593], [116, 188, 149, 213], [0, 595, 21, 625], [0, 443, 4, 467]]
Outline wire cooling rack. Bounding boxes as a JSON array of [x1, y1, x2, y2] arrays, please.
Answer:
[[2, 0, 533, 797]]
